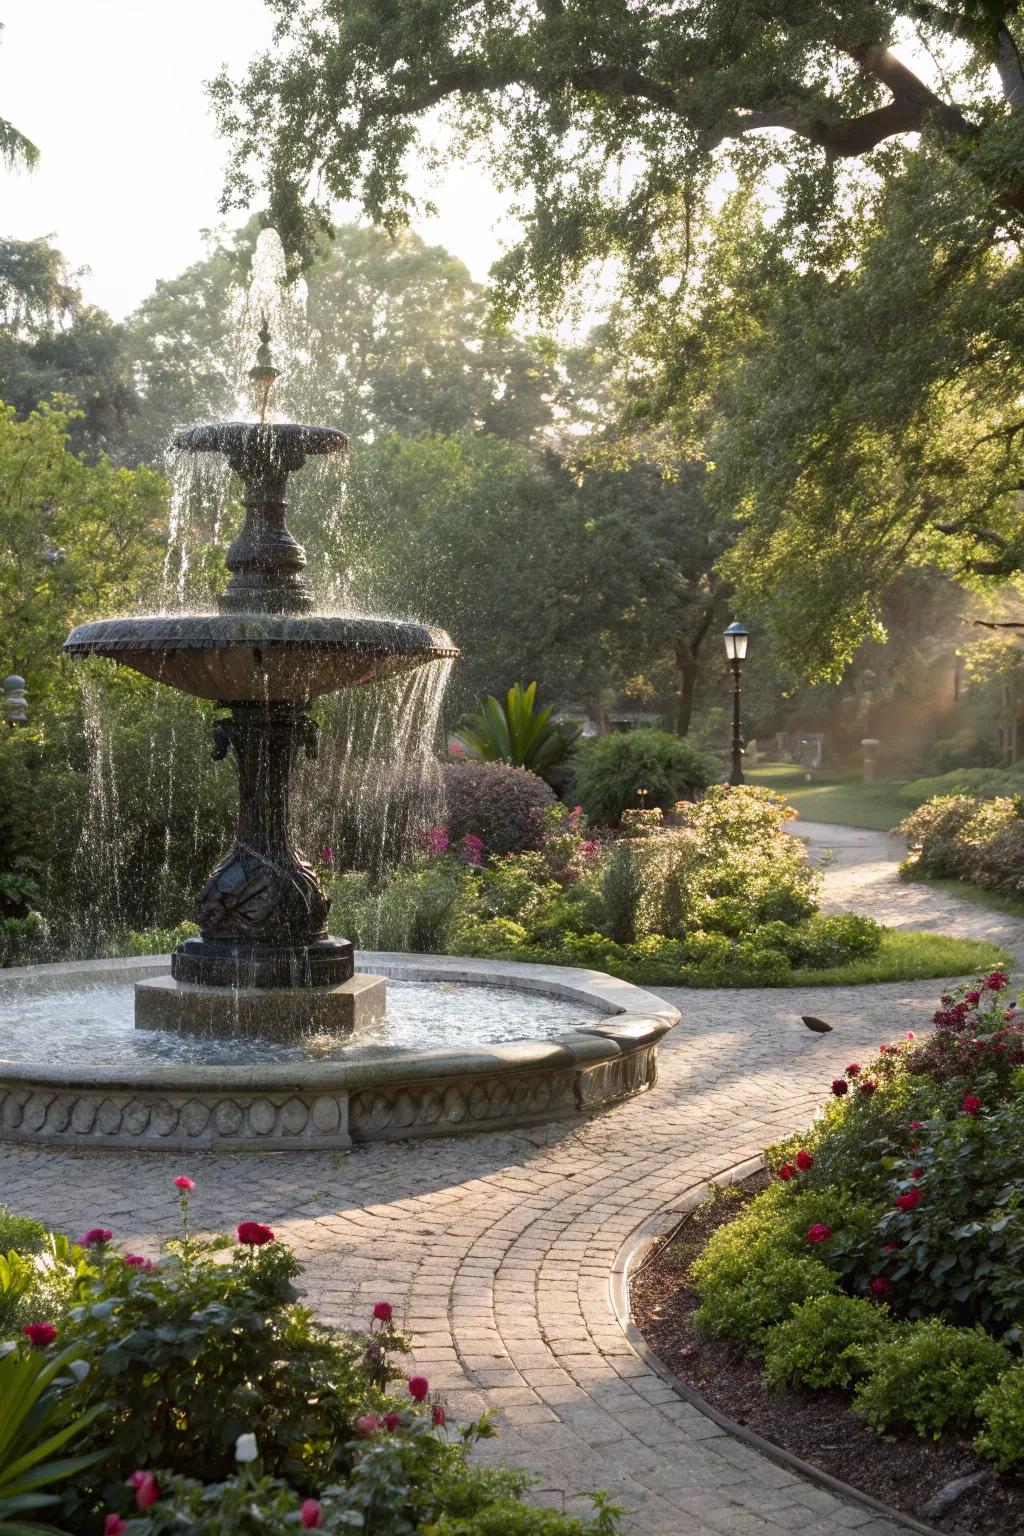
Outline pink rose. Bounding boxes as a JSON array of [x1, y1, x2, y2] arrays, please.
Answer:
[[870, 1276, 892, 1297], [104, 1517, 127, 1536], [356, 1413, 383, 1436], [123, 1255, 153, 1272], [300, 1500, 323, 1529], [383, 1412, 400, 1431], [174, 1176, 194, 1191], [806, 1224, 832, 1245], [131, 1471, 159, 1510]]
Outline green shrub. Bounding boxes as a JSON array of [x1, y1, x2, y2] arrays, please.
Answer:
[[693, 1253, 838, 1350], [122, 920, 199, 957], [0, 1208, 46, 1256], [783, 913, 883, 969], [454, 916, 529, 954], [761, 1294, 896, 1392], [852, 1319, 1011, 1438], [899, 793, 1024, 896], [571, 730, 718, 826], [443, 761, 555, 855], [975, 1365, 1024, 1472], [600, 841, 643, 944]]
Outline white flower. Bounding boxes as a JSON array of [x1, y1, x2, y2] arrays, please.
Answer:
[[234, 1432, 259, 1463]]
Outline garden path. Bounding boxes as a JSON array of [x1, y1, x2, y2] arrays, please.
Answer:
[[2, 820, 1017, 1536]]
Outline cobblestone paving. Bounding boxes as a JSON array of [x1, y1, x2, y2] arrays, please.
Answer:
[[3, 823, 1017, 1535]]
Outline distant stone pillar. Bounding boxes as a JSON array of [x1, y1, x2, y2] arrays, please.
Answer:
[[861, 738, 880, 783]]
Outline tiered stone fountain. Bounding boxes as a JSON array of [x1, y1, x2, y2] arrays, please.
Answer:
[[0, 314, 677, 1154], [64, 327, 457, 1039]]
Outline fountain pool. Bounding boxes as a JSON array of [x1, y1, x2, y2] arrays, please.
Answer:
[[0, 955, 678, 1151]]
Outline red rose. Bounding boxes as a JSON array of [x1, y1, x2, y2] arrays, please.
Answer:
[[174, 1176, 194, 1191], [910, 1167, 924, 1179], [778, 1164, 797, 1181], [795, 1150, 814, 1172], [131, 1471, 159, 1510], [408, 1375, 430, 1401], [79, 1227, 112, 1247], [123, 1254, 153, 1272], [858, 1078, 878, 1095], [432, 1403, 446, 1426], [986, 972, 1008, 991], [965, 991, 980, 1005], [870, 1277, 892, 1297], [22, 1322, 56, 1347], [962, 1094, 982, 1116], [236, 1221, 275, 1246], [895, 1187, 921, 1212], [104, 1517, 127, 1536], [300, 1500, 323, 1529], [883, 1241, 900, 1252], [831, 1079, 849, 1097], [383, 1413, 400, 1431], [373, 1300, 393, 1322], [806, 1224, 832, 1245], [846, 1064, 861, 1077]]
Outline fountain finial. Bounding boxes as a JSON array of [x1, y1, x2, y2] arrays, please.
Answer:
[[248, 315, 279, 424]]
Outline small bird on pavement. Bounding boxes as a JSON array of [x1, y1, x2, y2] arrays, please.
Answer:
[[801, 1015, 833, 1033]]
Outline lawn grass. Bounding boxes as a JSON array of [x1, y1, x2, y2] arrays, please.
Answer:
[[746, 764, 909, 832], [900, 870, 1024, 921], [778, 928, 1012, 989]]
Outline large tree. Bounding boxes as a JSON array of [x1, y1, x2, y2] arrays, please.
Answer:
[[213, 2, 1024, 681]]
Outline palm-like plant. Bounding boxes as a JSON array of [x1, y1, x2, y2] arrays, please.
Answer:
[[0, 1345, 105, 1535], [453, 682, 579, 777]]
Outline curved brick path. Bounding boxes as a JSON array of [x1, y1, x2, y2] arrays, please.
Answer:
[[4, 822, 1021, 1535]]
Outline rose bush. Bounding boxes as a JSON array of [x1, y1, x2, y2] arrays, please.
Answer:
[[688, 968, 1024, 1464], [0, 1188, 620, 1536]]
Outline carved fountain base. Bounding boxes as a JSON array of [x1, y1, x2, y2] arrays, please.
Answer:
[[134, 972, 387, 1040]]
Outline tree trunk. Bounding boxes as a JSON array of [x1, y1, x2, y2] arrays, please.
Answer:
[[675, 603, 718, 735]]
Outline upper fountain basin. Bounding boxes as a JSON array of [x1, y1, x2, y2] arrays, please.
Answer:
[[63, 614, 458, 702], [173, 421, 347, 473]]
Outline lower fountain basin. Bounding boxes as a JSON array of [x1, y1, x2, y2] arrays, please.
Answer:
[[62, 615, 458, 702], [0, 954, 678, 1150]]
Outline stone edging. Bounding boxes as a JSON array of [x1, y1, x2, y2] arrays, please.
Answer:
[[0, 953, 679, 1152], [608, 1161, 945, 1536]]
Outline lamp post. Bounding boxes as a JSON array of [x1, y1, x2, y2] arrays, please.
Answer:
[[723, 623, 749, 786]]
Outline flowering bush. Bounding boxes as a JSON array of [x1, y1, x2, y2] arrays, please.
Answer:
[[0, 1192, 619, 1536], [899, 792, 1024, 896], [329, 788, 884, 986], [689, 968, 1024, 1464], [443, 760, 555, 856]]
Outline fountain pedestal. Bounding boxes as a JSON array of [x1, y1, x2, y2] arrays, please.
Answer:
[[134, 972, 386, 1040]]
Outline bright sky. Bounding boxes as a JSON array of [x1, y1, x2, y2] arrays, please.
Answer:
[[0, 0, 514, 319]]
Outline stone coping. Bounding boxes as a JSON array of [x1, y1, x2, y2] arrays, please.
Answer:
[[0, 953, 679, 1150]]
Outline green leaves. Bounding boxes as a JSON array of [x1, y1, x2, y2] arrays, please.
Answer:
[[453, 683, 579, 777], [0, 1345, 106, 1536]]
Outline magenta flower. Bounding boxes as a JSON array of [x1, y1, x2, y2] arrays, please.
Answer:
[[426, 826, 449, 856], [462, 833, 484, 865], [300, 1499, 323, 1529], [373, 1300, 393, 1322], [22, 1322, 56, 1347], [174, 1176, 194, 1191], [79, 1227, 112, 1248], [408, 1375, 430, 1401]]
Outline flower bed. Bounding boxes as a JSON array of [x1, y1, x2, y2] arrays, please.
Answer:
[[326, 788, 1005, 988], [634, 970, 1024, 1533], [0, 1184, 619, 1535]]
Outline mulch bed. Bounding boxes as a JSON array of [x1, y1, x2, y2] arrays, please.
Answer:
[[630, 1171, 1024, 1535]]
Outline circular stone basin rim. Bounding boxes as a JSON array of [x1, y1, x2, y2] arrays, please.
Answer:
[[0, 952, 678, 1092]]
